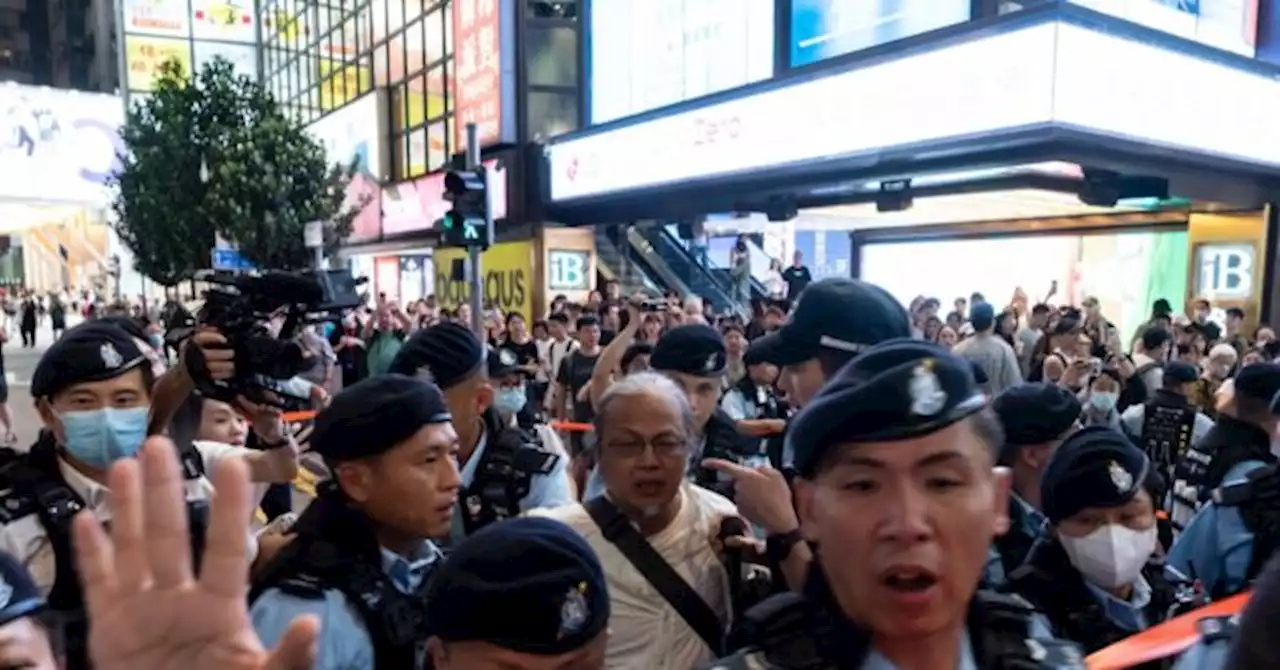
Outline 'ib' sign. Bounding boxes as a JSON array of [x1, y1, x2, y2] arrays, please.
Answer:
[[548, 251, 590, 291], [1196, 244, 1255, 300]]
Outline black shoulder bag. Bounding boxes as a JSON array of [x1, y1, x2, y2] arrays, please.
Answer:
[[583, 497, 724, 655]]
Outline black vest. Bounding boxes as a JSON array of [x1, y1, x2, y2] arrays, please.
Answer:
[[0, 433, 208, 670], [457, 409, 559, 537], [1138, 390, 1197, 476], [692, 409, 755, 497], [1005, 539, 1202, 668], [993, 495, 1042, 578], [707, 565, 1084, 669], [249, 484, 434, 669]]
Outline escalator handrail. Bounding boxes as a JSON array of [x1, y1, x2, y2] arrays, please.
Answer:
[[622, 227, 694, 299], [641, 227, 745, 316], [662, 226, 770, 298], [597, 229, 664, 295]]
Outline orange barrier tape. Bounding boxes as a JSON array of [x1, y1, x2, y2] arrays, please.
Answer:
[[1086, 591, 1250, 669], [282, 410, 317, 423], [551, 422, 593, 433]]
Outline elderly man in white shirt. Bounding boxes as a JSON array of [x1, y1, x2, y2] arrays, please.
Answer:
[[531, 372, 747, 669]]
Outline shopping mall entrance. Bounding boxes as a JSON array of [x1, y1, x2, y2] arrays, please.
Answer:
[[540, 4, 1280, 319]]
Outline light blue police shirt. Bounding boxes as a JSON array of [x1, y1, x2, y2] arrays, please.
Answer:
[[1083, 573, 1152, 633], [448, 424, 575, 542], [1170, 632, 1231, 670], [1166, 459, 1268, 598], [251, 541, 442, 670]]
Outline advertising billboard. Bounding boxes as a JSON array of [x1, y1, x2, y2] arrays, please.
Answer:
[[548, 20, 1280, 202], [452, 0, 517, 149], [121, 0, 259, 101], [790, 0, 971, 67], [589, 0, 774, 124], [1071, 0, 1258, 57], [308, 93, 385, 241], [0, 85, 125, 205]]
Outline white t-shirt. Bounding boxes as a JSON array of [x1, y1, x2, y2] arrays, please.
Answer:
[[529, 483, 738, 670]]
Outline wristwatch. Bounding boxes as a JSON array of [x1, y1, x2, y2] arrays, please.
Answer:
[[766, 528, 804, 564]]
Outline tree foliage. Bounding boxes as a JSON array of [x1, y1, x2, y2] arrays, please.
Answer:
[[111, 57, 362, 283]]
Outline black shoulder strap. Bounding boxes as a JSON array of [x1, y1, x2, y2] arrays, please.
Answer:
[[583, 496, 724, 655]]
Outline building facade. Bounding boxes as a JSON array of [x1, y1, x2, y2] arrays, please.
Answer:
[[0, 0, 112, 90]]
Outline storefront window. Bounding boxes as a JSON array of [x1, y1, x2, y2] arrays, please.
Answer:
[[527, 24, 576, 87], [528, 90, 578, 141]]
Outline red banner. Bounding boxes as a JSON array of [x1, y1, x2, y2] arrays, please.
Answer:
[[452, 0, 504, 148]]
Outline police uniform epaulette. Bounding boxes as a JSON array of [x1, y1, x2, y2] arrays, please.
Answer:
[[1212, 464, 1280, 507], [276, 572, 328, 600]]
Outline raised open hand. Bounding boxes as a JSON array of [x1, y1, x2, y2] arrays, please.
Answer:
[[72, 436, 319, 670]]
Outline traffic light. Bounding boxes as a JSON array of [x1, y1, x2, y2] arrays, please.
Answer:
[[440, 167, 493, 250]]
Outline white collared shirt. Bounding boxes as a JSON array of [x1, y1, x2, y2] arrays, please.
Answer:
[[0, 444, 251, 594], [529, 482, 738, 670]]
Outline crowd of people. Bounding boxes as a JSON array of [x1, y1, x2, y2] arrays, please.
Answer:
[[3, 264, 1280, 669]]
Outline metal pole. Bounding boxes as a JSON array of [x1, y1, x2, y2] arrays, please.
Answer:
[[465, 122, 483, 337], [313, 245, 324, 270]]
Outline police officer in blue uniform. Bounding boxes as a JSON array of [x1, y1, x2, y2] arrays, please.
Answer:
[[703, 340, 1084, 669], [424, 517, 611, 669], [990, 383, 1081, 577], [250, 375, 458, 669], [1169, 363, 1280, 528], [388, 322, 573, 542], [1166, 364, 1280, 598], [1004, 426, 1203, 666]]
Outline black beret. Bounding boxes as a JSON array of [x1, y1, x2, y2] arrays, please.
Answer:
[[488, 346, 520, 379], [752, 278, 911, 366], [651, 324, 726, 377], [1163, 361, 1199, 384], [992, 383, 1081, 450], [787, 339, 986, 478], [31, 321, 148, 398], [1237, 362, 1280, 403], [1040, 426, 1149, 524], [427, 517, 609, 655], [0, 550, 44, 627], [387, 322, 485, 390], [310, 375, 451, 462]]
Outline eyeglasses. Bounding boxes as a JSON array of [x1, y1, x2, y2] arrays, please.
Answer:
[[600, 437, 688, 460]]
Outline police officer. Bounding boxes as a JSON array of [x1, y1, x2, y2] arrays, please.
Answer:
[[425, 517, 610, 669], [0, 321, 216, 669], [0, 550, 56, 669], [990, 383, 1081, 577], [1169, 362, 1280, 529], [722, 340, 786, 468], [582, 323, 752, 500], [1120, 360, 1212, 481], [250, 374, 458, 669], [388, 321, 573, 541], [1005, 426, 1203, 663], [705, 340, 1084, 669], [754, 277, 911, 410], [487, 346, 568, 459]]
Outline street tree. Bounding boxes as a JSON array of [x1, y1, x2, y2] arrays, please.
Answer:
[[111, 57, 361, 281]]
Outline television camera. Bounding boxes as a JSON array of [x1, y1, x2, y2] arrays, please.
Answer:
[[169, 268, 365, 410]]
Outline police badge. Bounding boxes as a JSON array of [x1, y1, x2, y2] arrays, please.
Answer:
[[100, 343, 123, 369], [557, 582, 589, 638], [908, 360, 947, 417], [704, 353, 720, 374], [1108, 460, 1133, 493]]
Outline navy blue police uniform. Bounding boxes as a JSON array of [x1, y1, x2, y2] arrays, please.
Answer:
[[1004, 426, 1203, 668], [990, 383, 1080, 578], [703, 340, 1085, 670]]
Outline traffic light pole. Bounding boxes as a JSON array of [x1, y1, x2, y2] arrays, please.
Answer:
[[465, 122, 484, 337]]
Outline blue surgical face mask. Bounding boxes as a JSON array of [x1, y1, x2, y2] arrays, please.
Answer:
[[494, 388, 527, 416], [58, 407, 150, 470], [1090, 391, 1118, 413]]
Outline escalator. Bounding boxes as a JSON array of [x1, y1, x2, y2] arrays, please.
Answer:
[[634, 226, 743, 315]]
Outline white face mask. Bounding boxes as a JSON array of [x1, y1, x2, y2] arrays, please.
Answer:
[[1059, 523, 1157, 589]]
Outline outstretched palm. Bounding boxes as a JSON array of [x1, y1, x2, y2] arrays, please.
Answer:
[[72, 437, 318, 670]]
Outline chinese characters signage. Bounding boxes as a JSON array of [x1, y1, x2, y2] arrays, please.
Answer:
[[120, 0, 259, 102], [451, 0, 515, 149], [125, 36, 192, 90]]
